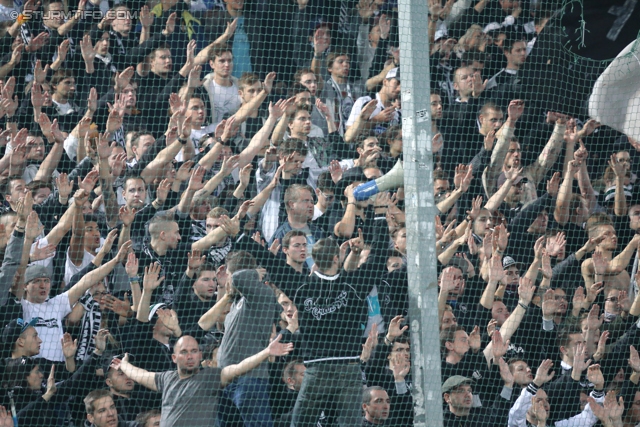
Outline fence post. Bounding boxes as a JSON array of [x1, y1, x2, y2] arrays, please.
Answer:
[[396, 1, 443, 426]]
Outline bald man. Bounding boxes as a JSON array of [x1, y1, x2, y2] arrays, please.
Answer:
[[115, 335, 293, 427]]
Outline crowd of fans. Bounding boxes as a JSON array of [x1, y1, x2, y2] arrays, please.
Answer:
[[0, 0, 636, 425]]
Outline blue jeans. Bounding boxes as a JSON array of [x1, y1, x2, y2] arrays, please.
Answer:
[[219, 376, 274, 427], [290, 363, 362, 427]]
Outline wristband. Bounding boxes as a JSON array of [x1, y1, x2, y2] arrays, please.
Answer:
[[129, 276, 140, 283], [518, 302, 528, 311], [178, 137, 188, 145]]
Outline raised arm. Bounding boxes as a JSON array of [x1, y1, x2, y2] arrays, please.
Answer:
[[555, 160, 580, 226], [344, 99, 377, 143], [194, 19, 237, 65], [66, 240, 131, 306], [114, 354, 157, 391], [67, 189, 87, 268], [482, 100, 523, 197], [194, 155, 239, 201], [220, 335, 293, 387], [137, 263, 164, 323], [57, 0, 86, 35], [96, 134, 120, 228], [232, 72, 274, 126], [34, 114, 65, 182], [526, 120, 566, 186], [236, 100, 285, 170], [609, 154, 628, 216], [198, 291, 232, 331]]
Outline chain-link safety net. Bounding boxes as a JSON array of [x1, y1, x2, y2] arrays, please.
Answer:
[[0, 0, 639, 425]]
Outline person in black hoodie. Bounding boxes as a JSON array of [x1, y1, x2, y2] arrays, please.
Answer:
[[286, 200, 388, 427]]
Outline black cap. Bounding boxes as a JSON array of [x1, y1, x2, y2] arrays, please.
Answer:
[[2, 318, 38, 347]]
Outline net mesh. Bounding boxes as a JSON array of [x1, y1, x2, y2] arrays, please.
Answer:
[[0, 0, 638, 425]]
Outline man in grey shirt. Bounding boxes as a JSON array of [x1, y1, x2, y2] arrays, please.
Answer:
[[116, 334, 292, 427], [216, 251, 283, 427]]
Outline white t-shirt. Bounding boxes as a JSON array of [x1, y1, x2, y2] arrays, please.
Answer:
[[21, 293, 72, 362], [64, 238, 104, 285], [207, 80, 241, 127], [52, 100, 76, 115], [176, 124, 217, 162]]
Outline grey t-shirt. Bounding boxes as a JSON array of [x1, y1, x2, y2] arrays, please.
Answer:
[[155, 367, 222, 427], [217, 269, 280, 379]]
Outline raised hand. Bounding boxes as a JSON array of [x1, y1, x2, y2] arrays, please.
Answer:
[[55, 173, 73, 201], [389, 352, 410, 382], [497, 357, 514, 387], [268, 334, 294, 356], [188, 65, 202, 88], [539, 252, 552, 280], [630, 345, 640, 373], [541, 289, 558, 320], [533, 359, 555, 386], [386, 315, 408, 341], [546, 232, 566, 257], [468, 325, 481, 351], [263, 72, 276, 95], [94, 328, 110, 355], [517, 276, 535, 305], [592, 249, 608, 276], [609, 153, 627, 178], [587, 364, 605, 390], [42, 365, 56, 401], [155, 179, 171, 205], [156, 309, 180, 335], [507, 99, 525, 122], [125, 252, 138, 278], [572, 286, 588, 313], [100, 229, 118, 256], [546, 171, 561, 197], [143, 263, 164, 291], [187, 249, 206, 271], [115, 240, 132, 263], [114, 67, 135, 93], [360, 324, 378, 363], [572, 341, 591, 376], [488, 253, 505, 283], [188, 166, 206, 191], [61, 332, 77, 359], [269, 238, 281, 256], [491, 330, 509, 361], [139, 5, 154, 28], [119, 206, 137, 227], [163, 12, 177, 36], [78, 170, 99, 194]]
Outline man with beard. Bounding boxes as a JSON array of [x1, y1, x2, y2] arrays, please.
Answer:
[[344, 67, 401, 142]]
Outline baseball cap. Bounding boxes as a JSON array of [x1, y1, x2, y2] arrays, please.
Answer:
[[1, 318, 38, 346], [24, 265, 51, 284], [442, 375, 474, 393], [502, 256, 520, 270], [386, 67, 400, 82], [149, 303, 167, 322], [497, 172, 525, 189]]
